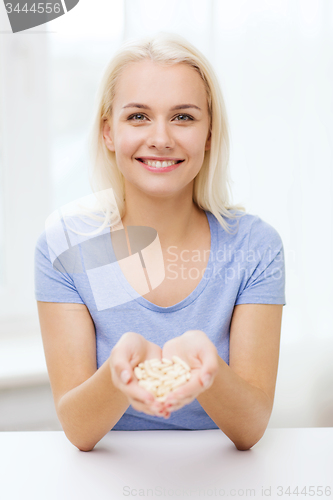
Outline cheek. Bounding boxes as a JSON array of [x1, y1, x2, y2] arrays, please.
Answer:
[[117, 130, 143, 158], [183, 127, 208, 155]]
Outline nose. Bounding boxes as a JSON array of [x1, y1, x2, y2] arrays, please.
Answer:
[[146, 119, 174, 150]]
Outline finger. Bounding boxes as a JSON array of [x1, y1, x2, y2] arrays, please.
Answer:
[[110, 355, 135, 387], [162, 393, 195, 413], [163, 372, 202, 404], [151, 401, 169, 416], [111, 333, 153, 387], [156, 411, 170, 419], [130, 400, 159, 416], [151, 401, 171, 418], [145, 346, 164, 361], [164, 395, 195, 413], [130, 398, 167, 417], [199, 372, 214, 390], [124, 381, 156, 405], [115, 331, 145, 366], [193, 353, 218, 391]]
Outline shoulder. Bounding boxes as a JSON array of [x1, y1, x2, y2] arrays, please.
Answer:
[[221, 210, 283, 249], [35, 213, 73, 265], [245, 214, 283, 251], [36, 211, 108, 256]]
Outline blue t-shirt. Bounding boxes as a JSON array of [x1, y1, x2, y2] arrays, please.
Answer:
[[34, 209, 286, 430]]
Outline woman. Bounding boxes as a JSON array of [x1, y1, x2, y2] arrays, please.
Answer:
[[35, 33, 285, 452]]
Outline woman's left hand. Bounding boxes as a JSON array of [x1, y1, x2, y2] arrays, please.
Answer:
[[160, 330, 219, 415]]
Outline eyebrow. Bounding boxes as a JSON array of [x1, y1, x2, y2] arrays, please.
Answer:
[[122, 103, 201, 111]]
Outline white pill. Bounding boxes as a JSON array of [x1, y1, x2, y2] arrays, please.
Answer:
[[161, 366, 176, 374], [149, 359, 161, 367], [144, 365, 158, 378], [171, 374, 187, 388], [163, 378, 176, 387], [134, 367, 143, 379], [156, 386, 166, 397], [172, 355, 191, 371], [162, 358, 173, 365], [134, 355, 191, 401], [151, 380, 161, 388], [177, 368, 187, 375]]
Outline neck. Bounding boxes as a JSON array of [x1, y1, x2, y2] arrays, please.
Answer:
[[121, 186, 204, 250]]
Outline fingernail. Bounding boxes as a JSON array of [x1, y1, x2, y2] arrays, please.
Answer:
[[120, 370, 130, 384], [201, 374, 211, 388]]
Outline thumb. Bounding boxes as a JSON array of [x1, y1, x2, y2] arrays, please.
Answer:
[[120, 369, 131, 384], [110, 352, 134, 386], [200, 372, 213, 389], [198, 342, 219, 390]]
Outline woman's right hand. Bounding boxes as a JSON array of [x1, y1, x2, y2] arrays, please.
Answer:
[[109, 332, 169, 418]]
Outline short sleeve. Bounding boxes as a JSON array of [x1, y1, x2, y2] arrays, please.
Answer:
[[34, 228, 84, 304], [235, 216, 286, 306]]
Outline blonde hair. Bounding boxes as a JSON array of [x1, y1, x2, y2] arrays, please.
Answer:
[[85, 32, 246, 235]]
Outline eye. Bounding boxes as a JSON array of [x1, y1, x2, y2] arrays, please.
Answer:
[[174, 114, 193, 121], [127, 113, 147, 121], [127, 113, 194, 122]]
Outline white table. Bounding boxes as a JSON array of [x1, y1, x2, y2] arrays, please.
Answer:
[[0, 428, 332, 500]]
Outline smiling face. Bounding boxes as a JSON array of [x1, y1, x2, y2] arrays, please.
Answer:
[[103, 59, 211, 201]]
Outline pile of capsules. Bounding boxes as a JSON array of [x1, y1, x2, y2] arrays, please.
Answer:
[[134, 356, 191, 402]]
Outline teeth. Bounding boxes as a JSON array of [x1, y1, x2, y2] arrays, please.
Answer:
[[144, 160, 179, 168]]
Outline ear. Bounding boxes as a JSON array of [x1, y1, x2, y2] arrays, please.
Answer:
[[205, 130, 211, 151], [103, 119, 115, 152]]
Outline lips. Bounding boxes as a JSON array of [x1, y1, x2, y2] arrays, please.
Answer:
[[136, 158, 183, 173], [136, 158, 184, 164]]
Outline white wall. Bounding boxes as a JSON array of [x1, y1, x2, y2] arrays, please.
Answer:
[[0, 12, 52, 317], [0, 0, 332, 427]]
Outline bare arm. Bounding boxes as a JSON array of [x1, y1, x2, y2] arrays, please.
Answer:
[[37, 301, 129, 452], [196, 304, 283, 450]]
